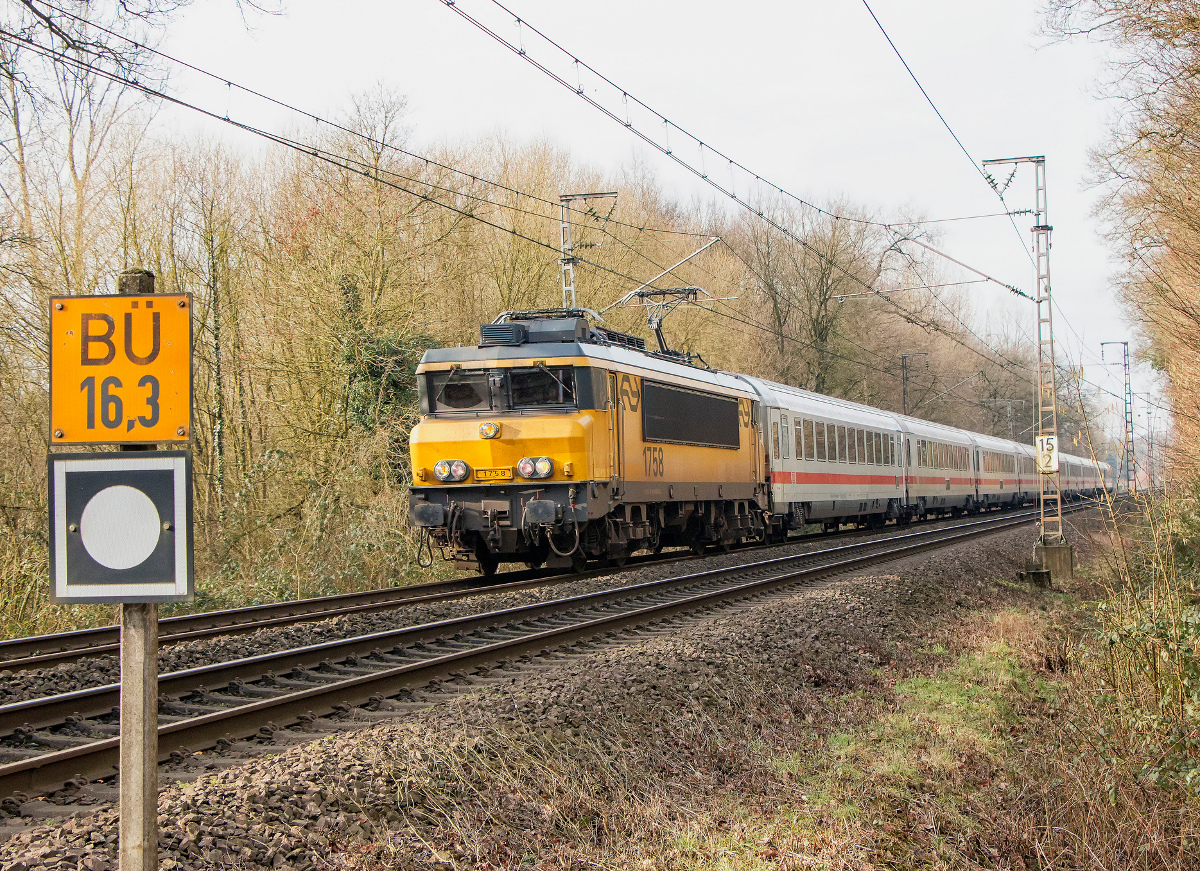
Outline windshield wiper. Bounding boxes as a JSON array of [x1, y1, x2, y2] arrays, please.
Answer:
[[434, 368, 466, 405], [536, 364, 574, 401]]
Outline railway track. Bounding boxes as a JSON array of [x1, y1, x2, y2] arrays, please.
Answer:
[[0, 505, 1090, 801], [0, 508, 1027, 672]]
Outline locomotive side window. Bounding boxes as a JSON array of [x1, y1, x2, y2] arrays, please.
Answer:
[[642, 381, 740, 448], [427, 370, 492, 412], [815, 422, 827, 461], [510, 367, 576, 407]]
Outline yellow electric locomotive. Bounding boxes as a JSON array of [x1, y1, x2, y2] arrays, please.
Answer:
[[409, 311, 769, 574]]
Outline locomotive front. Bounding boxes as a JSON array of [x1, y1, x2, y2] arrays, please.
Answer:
[[409, 317, 604, 574]]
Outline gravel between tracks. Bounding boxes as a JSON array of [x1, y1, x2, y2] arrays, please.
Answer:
[[0, 516, 1005, 705], [0, 518, 1099, 870]]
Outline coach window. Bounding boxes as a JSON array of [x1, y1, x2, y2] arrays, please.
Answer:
[[795, 418, 804, 458], [847, 429, 857, 463], [781, 417, 790, 459], [804, 419, 815, 459], [815, 422, 827, 460], [836, 426, 847, 462], [772, 422, 780, 460], [866, 432, 874, 465]]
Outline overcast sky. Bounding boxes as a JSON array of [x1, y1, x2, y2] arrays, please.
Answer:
[[160, 0, 1157, 426]]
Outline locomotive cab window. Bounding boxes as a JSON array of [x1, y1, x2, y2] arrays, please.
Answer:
[[425, 366, 582, 413], [509, 367, 575, 407], [426, 369, 492, 412]]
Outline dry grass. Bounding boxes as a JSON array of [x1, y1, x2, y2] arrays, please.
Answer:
[[322, 580, 1198, 871]]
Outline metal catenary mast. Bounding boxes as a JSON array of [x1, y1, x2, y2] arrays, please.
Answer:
[[1101, 340, 1136, 494], [558, 192, 617, 308], [983, 155, 1067, 551]]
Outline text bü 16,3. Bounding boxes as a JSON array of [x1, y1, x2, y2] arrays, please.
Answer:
[[80, 375, 160, 432]]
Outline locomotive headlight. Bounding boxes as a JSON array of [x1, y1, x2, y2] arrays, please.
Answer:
[[479, 422, 500, 439], [517, 457, 553, 479], [433, 460, 470, 482]]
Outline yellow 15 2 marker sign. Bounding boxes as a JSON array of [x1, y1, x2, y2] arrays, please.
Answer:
[[49, 294, 192, 445]]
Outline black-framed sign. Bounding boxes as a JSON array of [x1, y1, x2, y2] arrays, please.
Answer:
[[49, 451, 193, 603]]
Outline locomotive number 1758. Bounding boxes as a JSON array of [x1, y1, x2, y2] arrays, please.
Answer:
[[642, 446, 665, 477]]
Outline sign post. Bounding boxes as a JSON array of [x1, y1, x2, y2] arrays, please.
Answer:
[[48, 269, 193, 871]]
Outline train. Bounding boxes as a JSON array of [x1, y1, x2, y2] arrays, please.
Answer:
[[408, 310, 1113, 574]]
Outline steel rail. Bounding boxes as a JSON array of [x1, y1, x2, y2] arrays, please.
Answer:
[[0, 505, 1089, 799], [0, 570, 542, 668], [0, 509, 1019, 670]]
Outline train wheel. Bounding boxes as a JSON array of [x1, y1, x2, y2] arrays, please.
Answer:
[[477, 552, 499, 578]]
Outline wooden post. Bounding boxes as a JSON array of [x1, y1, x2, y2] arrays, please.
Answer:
[[119, 602, 158, 871], [119, 267, 159, 871]]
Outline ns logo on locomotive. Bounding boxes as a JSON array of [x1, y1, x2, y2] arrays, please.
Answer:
[[409, 311, 1113, 575]]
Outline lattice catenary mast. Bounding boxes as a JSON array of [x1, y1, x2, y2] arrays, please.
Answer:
[[983, 155, 1065, 546], [558, 192, 618, 308], [1101, 340, 1136, 494]]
